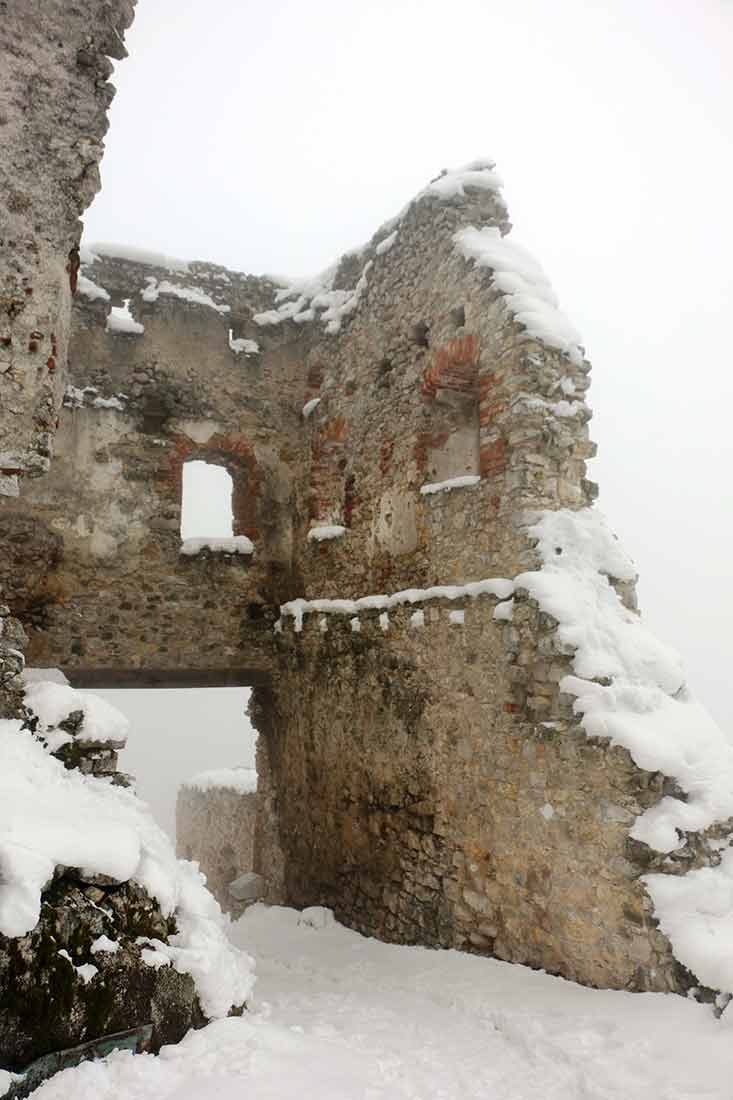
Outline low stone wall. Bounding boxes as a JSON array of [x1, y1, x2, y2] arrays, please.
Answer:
[[176, 780, 258, 916]]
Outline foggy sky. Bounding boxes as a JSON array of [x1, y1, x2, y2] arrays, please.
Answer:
[[85, 0, 733, 734]]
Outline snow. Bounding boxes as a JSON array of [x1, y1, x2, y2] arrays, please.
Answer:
[[85, 242, 189, 273], [0, 697, 254, 1015], [379, 612, 389, 632], [22, 668, 70, 686], [180, 536, 254, 556], [279, 577, 513, 632], [64, 385, 127, 412], [182, 768, 257, 796], [76, 273, 110, 302], [253, 260, 373, 335], [493, 598, 514, 622], [76, 963, 99, 985], [141, 279, 230, 314], [349, 618, 361, 633], [302, 397, 321, 418], [410, 610, 425, 629], [516, 507, 733, 993], [419, 158, 503, 199], [375, 230, 398, 255], [448, 609, 465, 625], [23, 681, 129, 747], [420, 474, 481, 495], [93, 395, 125, 411], [106, 301, 144, 336], [453, 225, 585, 365], [228, 330, 259, 355], [307, 525, 346, 542], [0, 1070, 23, 1097], [252, 162, 501, 337], [29, 903, 733, 1100], [91, 934, 120, 955]]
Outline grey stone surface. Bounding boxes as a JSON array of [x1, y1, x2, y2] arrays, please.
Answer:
[[229, 872, 266, 903]]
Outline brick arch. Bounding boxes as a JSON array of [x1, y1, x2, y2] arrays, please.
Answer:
[[169, 432, 263, 541]]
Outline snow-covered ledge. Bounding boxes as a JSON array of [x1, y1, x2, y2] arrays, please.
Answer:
[[420, 475, 481, 496], [180, 536, 254, 557], [307, 525, 346, 543]]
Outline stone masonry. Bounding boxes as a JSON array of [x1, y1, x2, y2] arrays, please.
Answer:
[[2, 10, 730, 1082], [5, 170, 719, 1000], [176, 780, 259, 918]]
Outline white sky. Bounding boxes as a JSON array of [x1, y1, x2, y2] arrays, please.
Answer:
[[181, 460, 234, 539], [101, 687, 257, 837], [85, 0, 732, 741]]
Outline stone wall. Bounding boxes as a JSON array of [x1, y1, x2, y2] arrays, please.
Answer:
[[0, 0, 136, 497], [176, 783, 258, 917], [7, 255, 303, 683], [266, 590, 683, 992], [1, 21, 725, 1015]]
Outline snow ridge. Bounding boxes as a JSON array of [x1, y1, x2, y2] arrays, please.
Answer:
[[516, 507, 733, 994], [253, 160, 503, 335], [453, 226, 585, 365], [279, 576, 514, 632]]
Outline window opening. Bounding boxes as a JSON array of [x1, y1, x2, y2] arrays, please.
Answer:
[[181, 460, 233, 539]]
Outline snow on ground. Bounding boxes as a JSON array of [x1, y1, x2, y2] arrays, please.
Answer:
[[29, 903, 733, 1100], [0, 697, 254, 1015]]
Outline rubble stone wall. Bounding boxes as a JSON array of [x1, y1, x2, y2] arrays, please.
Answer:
[[8, 258, 304, 681], [0, 0, 136, 496], [176, 784, 257, 916], [0, 6, 711, 1012], [267, 593, 683, 992]]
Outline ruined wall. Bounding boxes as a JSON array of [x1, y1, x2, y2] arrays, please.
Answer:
[[8, 255, 304, 682], [268, 596, 682, 992], [280, 186, 594, 598], [2, 73, 725, 1007], [0, 0, 135, 496], [176, 781, 258, 916]]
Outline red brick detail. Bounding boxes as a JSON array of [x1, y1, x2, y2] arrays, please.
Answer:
[[309, 417, 350, 521], [421, 334, 480, 399], [168, 432, 262, 538], [479, 400, 507, 427], [379, 440, 393, 474], [479, 439, 507, 478], [413, 430, 451, 477]]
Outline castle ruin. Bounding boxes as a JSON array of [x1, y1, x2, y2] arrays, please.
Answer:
[[2, 1, 733, 1089]]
